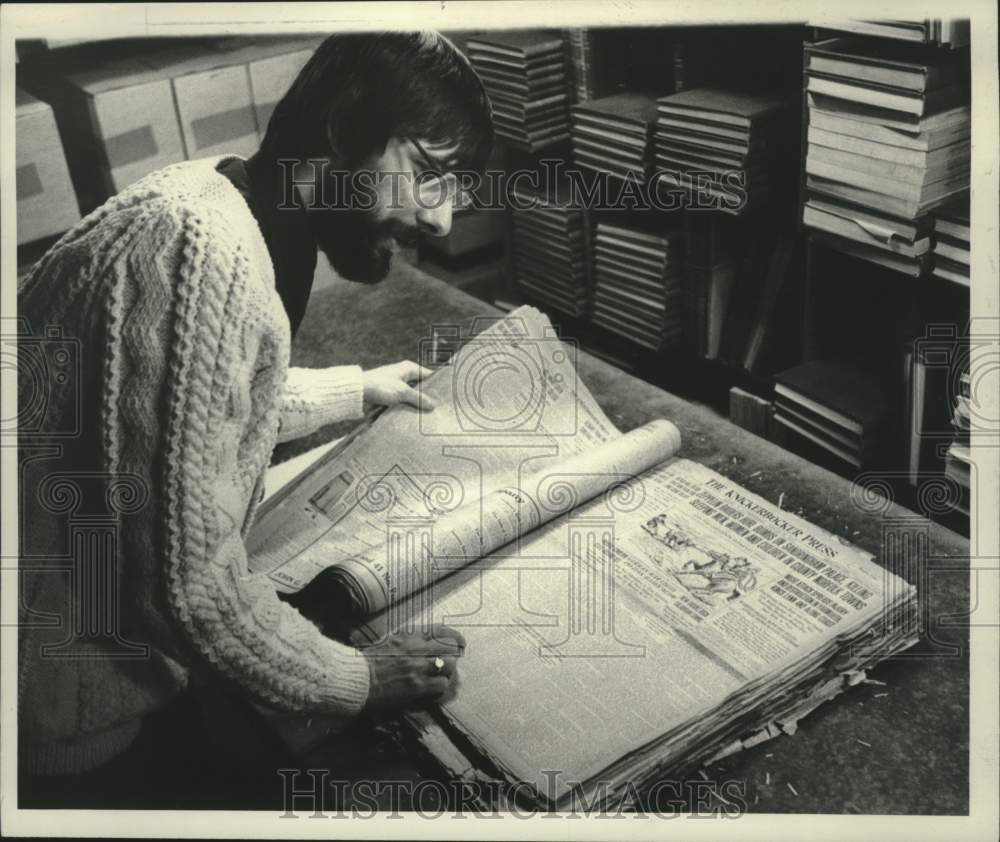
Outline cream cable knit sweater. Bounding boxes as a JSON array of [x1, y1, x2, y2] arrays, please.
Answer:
[[18, 156, 371, 775]]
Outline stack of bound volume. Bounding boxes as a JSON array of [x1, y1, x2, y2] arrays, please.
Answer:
[[931, 193, 970, 286], [813, 19, 970, 49], [773, 360, 888, 470], [945, 368, 971, 516], [510, 183, 588, 317], [802, 195, 934, 277], [571, 92, 659, 182], [591, 220, 682, 350], [255, 306, 920, 811], [654, 88, 796, 215], [803, 38, 970, 275], [465, 31, 570, 152]]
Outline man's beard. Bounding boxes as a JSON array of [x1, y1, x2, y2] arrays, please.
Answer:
[[307, 204, 419, 285]]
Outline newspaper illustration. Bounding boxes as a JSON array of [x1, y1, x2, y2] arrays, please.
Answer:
[[642, 514, 760, 606]]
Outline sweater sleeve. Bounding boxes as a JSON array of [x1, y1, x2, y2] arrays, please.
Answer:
[[277, 365, 365, 443], [150, 211, 371, 717]]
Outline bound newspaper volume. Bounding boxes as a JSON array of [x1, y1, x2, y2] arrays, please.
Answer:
[[249, 306, 918, 809]]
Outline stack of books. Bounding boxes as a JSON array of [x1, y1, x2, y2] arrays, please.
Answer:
[[802, 38, 970, 275], [931, 193, 970, 286], [654, 88, 796, 215], [465, 31, 570, 152], [510, 184, 587, 317], [945, 368, 971, 516], [571, 92, 659, 182], [773, 360, 888, 470], [591, 220, 682, 350], [813, 19, 970, 49]]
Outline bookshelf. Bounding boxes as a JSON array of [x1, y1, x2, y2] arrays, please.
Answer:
[[442, 23, 971, 535], [457, 26, 806, 393], [795, 25, 971, 530], [16, 26, 972, 535]]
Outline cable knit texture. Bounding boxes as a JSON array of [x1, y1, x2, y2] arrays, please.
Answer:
[[17, 156, 370, 775]]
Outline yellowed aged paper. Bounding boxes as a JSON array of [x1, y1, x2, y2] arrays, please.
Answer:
[[248, 306, 681, 610], [408, 458, 911, 805]]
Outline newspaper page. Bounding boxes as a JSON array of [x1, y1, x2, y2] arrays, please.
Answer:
[[247, 306, 679, 613], [387, 457, 908, 803], [329, 419, 681, 615]]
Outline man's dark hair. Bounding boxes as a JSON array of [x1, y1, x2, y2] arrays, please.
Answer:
[[260, 31, 494, 172]]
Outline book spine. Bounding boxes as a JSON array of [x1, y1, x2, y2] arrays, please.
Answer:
[[806, 75, 926, 117], [807, 108, 934, 153], [807, 126, 932, 168], [802, 205, 929, 257], [817, 20, 928, 43], [566, 28, 595, 104], [934, 241, 970, 265], [805, 157, 924, 205]]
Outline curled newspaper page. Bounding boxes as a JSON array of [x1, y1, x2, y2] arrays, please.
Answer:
[[247, 306, 681, 613]]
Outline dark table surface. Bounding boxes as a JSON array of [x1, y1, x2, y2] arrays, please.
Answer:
[[276, 261, 970, 815]]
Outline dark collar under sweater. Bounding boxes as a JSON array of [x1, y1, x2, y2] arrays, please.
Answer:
[[217, 154, 317, 338]]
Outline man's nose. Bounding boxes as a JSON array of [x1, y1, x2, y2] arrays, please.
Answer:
[[416, 199, 453, 238]]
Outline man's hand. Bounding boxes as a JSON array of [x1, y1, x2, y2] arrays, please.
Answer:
[[360, 625, 466, 710], [362, 360, 437, 412]]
